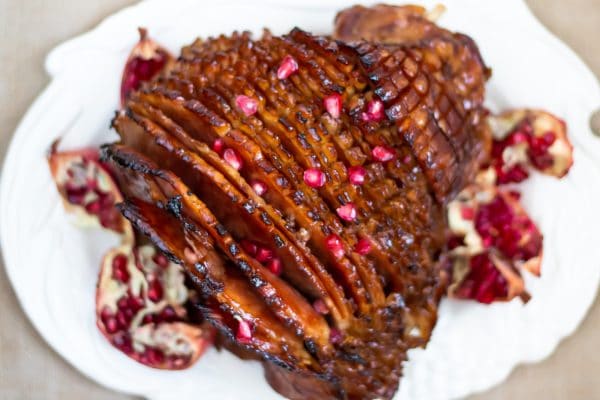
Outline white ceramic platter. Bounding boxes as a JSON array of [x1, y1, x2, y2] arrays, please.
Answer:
[[2, 0, 600, 399]]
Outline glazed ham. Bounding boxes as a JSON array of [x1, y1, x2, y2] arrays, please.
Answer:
[[102, 5, 490, 399]]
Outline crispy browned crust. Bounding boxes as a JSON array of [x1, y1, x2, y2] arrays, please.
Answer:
[[106, 6, 488, 398]]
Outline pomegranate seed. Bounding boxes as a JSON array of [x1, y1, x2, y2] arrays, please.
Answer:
[[348, 166, 367, 185], [236, 318, 253, 343], [303, 168, 326, 188], [240, 239, 258, 256], [235, 95, 258, 116], [255, 247, 274, 263], [508, 190, 521, 200], [142, 314, 154, 325], [105, 317, 119, 334], [277, 55, 299, 80], [336, 203, 357, 222], [330, 328, 343, 344], [325, 234, 345, 259], [117, 296, 129, 310], [460, 206, 475, 220], [66, 187, 87, 205], [250, 180, 267, 196], [212, 138, 224, 155], [128, 296, 145, 312], [313, 299, 329, 314], [223, 148, 243, 171], [85, 200, 102, 214], [361, 99, 385, 122], [372, 145, 396, 162], [145, 347, 165, 365], [324, 94, 342, 119], [147, 279, 164, 302], [153, 253, 169, 268], [267, 258, 283, 276], [354, 238, 372, 255], [112, 254, 130, 283]]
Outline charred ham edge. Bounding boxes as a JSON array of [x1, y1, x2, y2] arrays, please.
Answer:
[[127, 87, 374, 314], [106, 123, 332, 350], [125, 97, 353, 326], [115, 196, 318, 371]]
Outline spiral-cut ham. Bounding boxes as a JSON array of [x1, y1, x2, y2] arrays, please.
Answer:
[[103, 4, 489, 399]]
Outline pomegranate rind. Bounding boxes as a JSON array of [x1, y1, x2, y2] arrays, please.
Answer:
[[95, 243, 214, 370], [487, 109, 573, 181], [120, 28, 173, 106], [47, 144, 133, 242]]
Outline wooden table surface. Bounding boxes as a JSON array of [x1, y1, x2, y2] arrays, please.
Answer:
[[0, 1, 598, 399]]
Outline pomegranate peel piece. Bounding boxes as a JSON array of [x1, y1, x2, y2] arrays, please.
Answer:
[[121, 28, 173, 106], [96, 243, 214, 369], [487, 109, 573, 183], [48, 144, 133, 241], [446, 180, 543, 303]]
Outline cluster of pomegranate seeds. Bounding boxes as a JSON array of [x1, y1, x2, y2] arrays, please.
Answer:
[[488, 110, 573, 184], [235, 95, 259, 116], [235, 317, 253, 343], [453, 253, 509, 304], [240, 239, 282, 276], [475, 195, 542, 262], [324, 94, 342, 119], [372, 145, 396, 162], [336, 203, 357, 222], [250, 180, 267, 196], [223, 148, 243, 171], [276, 55, 299, 80], [325, 234, 345, 259], [120, 28, 172, 106], [354, 238, 372, 255], [303, 167, 326, 188], [361, 99, 385, 122], [48, 146, 130, 235], [348, 166, 367, 185]]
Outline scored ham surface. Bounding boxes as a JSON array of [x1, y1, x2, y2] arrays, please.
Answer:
[[102, 4, 490, 399]]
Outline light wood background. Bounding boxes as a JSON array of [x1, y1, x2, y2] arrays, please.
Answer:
[[0, 1, 598, 399]]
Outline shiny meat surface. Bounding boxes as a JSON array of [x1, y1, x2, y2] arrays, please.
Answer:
[[105, 5, 489, 399]]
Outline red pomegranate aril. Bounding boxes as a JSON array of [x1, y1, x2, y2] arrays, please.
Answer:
[[348, 166, 367, 185], [336, 203, 357, 222], [212, 138, 224, 155], [325, 234, 345, 259], [147, 279, 164, 302], [235, 95, 259, 116], [330, 328, 343, 344], [460, 206, 475, 220], [250, 180, 267, 196], [372, 145, 396, 162], [112, 254, 130, 283], [303, 168, 326, 188], [236, 318, 253, 343], [153, 253, 169, 269], [240, 239, 258, 256], [267, 258, 283, 276], [255, 247, 274, 263], [128, 295, 145, 312], [361, 99, 385, 122], [324, 94, 342, 119], [313, 299, 329, 314], [354, 238, 372, 255], [66, 186, 87, 205], [277, 55, 299, 80], [142, 314, 154, 325], [223, 148, 243, 171], [160, 306, 177, 322], [105, 317, 119, 334], [117, 296, 129, 310], [85, 200, 102, 214], [145, 347, 165, 365], [117, 310, 129, 329]]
